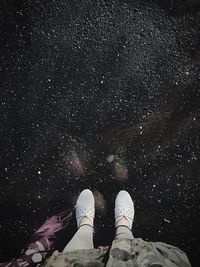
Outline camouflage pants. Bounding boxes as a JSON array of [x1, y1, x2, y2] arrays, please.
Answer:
[[42, 238, 191, 267]]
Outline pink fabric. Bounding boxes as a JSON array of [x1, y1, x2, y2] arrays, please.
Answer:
[[0, 209, 74, 267]]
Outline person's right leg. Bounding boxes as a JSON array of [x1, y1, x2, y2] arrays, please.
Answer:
[[115, 225, 134, 240], [114, 190, 134, 240], [105, 191, 135, 265]]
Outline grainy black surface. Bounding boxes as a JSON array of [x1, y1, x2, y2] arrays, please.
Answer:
[[0, 0, 200, 266]]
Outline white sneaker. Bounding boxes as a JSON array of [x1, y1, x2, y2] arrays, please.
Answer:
[[75, 189, 95, 228], [115, 190, 134, 229]]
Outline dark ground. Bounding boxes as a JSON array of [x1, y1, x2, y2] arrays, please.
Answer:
[[1, 0, 200, 266]]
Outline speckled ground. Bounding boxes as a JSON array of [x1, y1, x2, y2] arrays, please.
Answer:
[[1, 0, 200, 266]]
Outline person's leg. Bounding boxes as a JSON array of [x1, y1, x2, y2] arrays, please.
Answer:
[[115, 225, 134, 240], [63, 189, 95, 252], [105, 191, 135, 265], [114, 191, 134, 240], [63, 224, 94, 252]]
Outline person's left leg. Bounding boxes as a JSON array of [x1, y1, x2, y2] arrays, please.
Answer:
[[63, 189, 95, 252], [63, 224, 93, 252]]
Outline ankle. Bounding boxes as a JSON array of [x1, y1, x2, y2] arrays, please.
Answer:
[[115, 216, 130, 228], [79, 224, 94, 229], [79, 216, 93, 227]]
